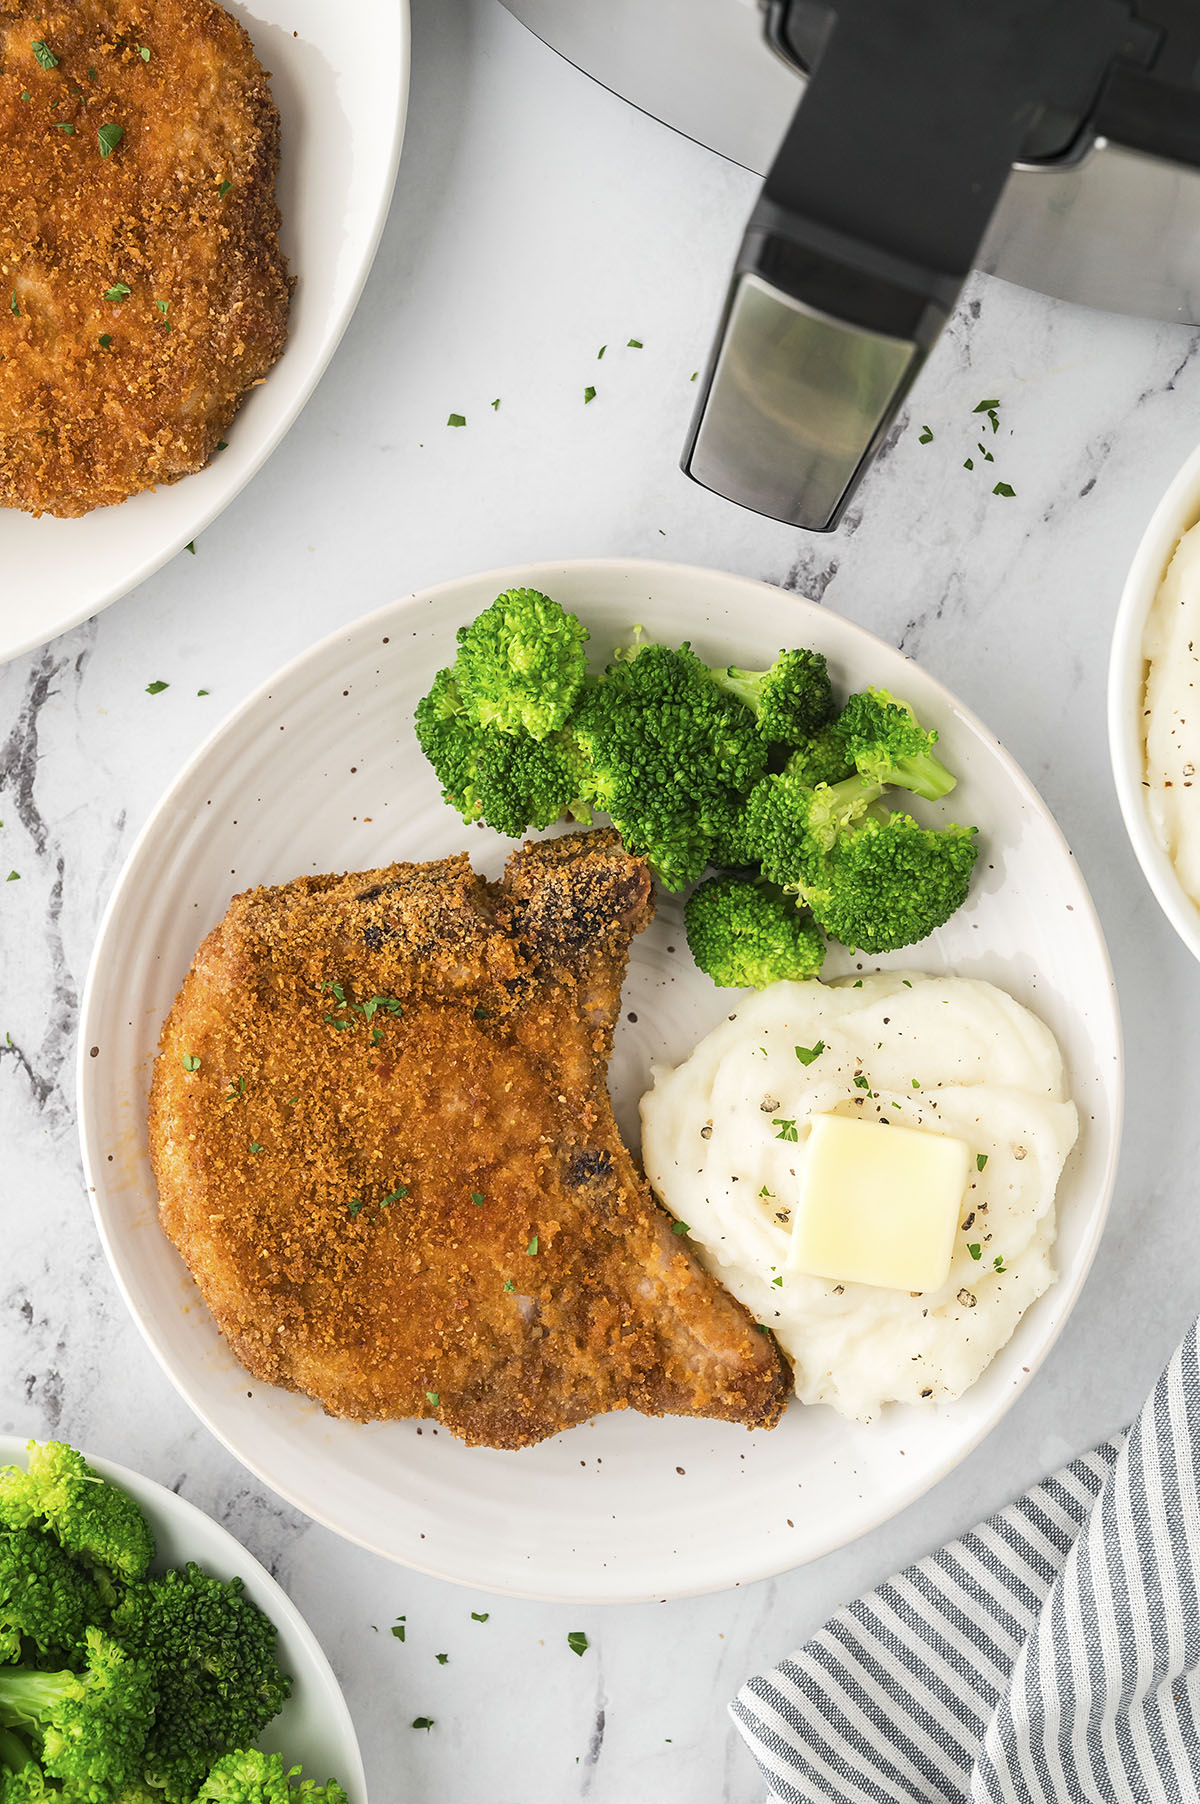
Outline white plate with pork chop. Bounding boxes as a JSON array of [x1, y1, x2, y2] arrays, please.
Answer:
[[77, 558, 1122, 1602]]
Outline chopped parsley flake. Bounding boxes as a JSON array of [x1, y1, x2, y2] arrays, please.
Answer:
[[9, 292, 19, 318], [597, 345, 606, 360], [670, 1221, 689, 1236], [97, 122, 124, 157], [447, 411, 466, 428], [139, 45, 151, 61], [773, 1118, 798, 1142], [918, 425, 934, 443], [88, 67, 96, 82], [758, 1186, 773, 1199], [381, 1186, 408, 1206], [627, 338, 643, 348], [182, 1054, 201, 1073], [347, 1198, 365, 1218], [53, 122, 76, 134], [98, 333, 112, 348], [967, 1243, 982, 1260], [155, 298, 170, 331], [105, 283, 131, 302], [248, 1141, 263, 1155], [973, 398, 1000, 412], [490, 397, 500, 410], [771, 1275, 783, 1288], [992, 481, 1016, 498], [411, 1718, 434, 1731], [225, 1076, 245, 1101], [795, 1041, 824, 1065], [435, 1652, 448, 1664], [31, 40, 58, 70], [391, 1620, 405, 1641], [4, 872, 16, 883], [567, 1632, 589, 1657], [503, 1279, 514, 1292], [145, 679, 168, 694], [217, 179, 231, 197], [471, 1191, 485, 1206], [583, 386, 596, 403], [853, 1073, 871, 1092], [425, 1390, 439, 1406], [911, 1078, 920, 1089], [526, 1235, 538, 1256], [471, 1612, 489, 1623], [976, 1153, 988, 1172], [216, 440, 228, 451], [993, 1255, 1007, 1273], [185, 541, 195, 554]]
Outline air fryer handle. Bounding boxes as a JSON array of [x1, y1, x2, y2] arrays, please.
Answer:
[[683, 0, 1139, 531]]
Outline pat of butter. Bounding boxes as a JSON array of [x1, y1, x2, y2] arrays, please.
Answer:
[[788, 1113, 970, 1293]]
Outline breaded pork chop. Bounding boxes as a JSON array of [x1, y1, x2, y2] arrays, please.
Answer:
[[0, 0, 291, 516], [149, 832, 792, 1449]]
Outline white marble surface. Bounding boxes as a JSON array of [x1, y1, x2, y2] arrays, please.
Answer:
[[2, 2, 1200, 1798]]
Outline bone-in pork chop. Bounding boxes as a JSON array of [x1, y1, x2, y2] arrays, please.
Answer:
[[148, 831, 792, 1447]]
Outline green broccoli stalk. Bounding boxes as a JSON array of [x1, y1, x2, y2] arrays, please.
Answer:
[[0, 1444, 153, 1586], [0, 1626, 152, 1797], [783, 721, 855, 790], [836, 687, 956, 801], [800, 810, 979, 953], [453, 588, 589, 740], [195, 1748, 348, 1803], [0, 1527, 109, 1668], [414, 668, 586, 839], [684, 877, 825, 989], [571, 641, 766, 890], [0, 1728, 33, 1772], [707, 647, 835, 746], [744, 770, 882, 892], [110, 1565, 291, 1804]]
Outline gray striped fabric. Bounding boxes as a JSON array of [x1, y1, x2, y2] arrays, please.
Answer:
[[733, 1320, 1200, 1803]]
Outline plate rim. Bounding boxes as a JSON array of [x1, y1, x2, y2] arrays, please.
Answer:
[[0, 1432, 368, 1797], [1108, 436, 1200, 965], [0, 0, 412, 666], [77, 555, 1125, 1602]]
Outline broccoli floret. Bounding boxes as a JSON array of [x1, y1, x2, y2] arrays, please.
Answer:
[[195, 1749, 348, 1803], [783, 721, 855, 790], [111, 1565, 291, 1804], [414, 668, 583, 839], [708, 647, 835, 746], [0, 1725, 51, 1804], [707, 794, 757, 870], [0, 1528, 108, 1668], [801, 810, 979, 953], [837, 687, 956, 801], [0, 1445, 153, 1587], [571, 641, 766, 890], [744, 770, 881, 892], [453, 588, 589, 740], [0, 1626, 152, 1798], [685, 877, 825, 989]]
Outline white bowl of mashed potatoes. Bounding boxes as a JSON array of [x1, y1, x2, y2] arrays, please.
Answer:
[[1110, 440, 1200, 961]]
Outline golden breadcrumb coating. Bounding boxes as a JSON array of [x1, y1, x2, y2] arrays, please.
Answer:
[[148, 833, 792, 1449], [0, 0, 291, 516]]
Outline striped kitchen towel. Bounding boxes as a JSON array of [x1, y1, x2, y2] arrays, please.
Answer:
[[733, 1318, 1200, 1802]]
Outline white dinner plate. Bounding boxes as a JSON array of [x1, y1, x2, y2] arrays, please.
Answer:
[[0, 0, 409, 665], [0, 1434, 366, 1799], [77, 559, 1123, 1603]]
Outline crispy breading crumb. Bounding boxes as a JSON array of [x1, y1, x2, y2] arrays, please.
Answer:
[[0, 0, 291, 516]]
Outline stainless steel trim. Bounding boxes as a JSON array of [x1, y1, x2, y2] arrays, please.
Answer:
[[685, 273, 918, 529]]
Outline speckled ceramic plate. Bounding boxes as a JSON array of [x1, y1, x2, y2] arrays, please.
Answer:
[[0, 1434, 366, 1797], [0, 0, 409, 664], [77, 558, 1123, 1602]]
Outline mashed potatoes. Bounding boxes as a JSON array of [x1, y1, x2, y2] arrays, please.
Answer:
[[639, 972, 1078, 1421], [1144, 520, 1200, 902]]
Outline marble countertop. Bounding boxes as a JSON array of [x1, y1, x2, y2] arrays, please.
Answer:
[[3, 2, 1200, 1798]]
